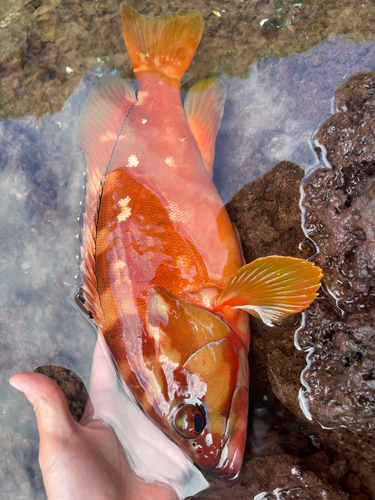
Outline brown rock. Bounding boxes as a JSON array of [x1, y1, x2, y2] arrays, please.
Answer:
[[34, 365, 89, 422], [301, 71, 375, 435], [226, 161, 306, 263], [192, 454, 349, 500]]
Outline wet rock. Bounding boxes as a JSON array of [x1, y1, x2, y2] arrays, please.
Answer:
[[192, 454, 349, 500], [1, 0, 375, 121], [225, 154, 375, 498], [34, 365, 88, 422], [301, 71, 375, 434], [226, 161, 306, 263]]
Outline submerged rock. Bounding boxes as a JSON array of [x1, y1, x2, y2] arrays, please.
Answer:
[[1, 0, 375, 121], [301, 71, 375, 434]]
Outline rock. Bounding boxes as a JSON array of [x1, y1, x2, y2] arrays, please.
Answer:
[[301, 71, 375, 435], [192, 454, 349, 500], [34, 365, 88, 422], [1, 0, 375, 121], [226, 161, 306, 263], [226, 145, 375, 498]]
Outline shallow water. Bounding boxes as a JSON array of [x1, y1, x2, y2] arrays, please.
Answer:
[[1, 0, 375, 499]]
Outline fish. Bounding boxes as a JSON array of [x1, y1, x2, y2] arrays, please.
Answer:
[[76, 3, 322, 482]]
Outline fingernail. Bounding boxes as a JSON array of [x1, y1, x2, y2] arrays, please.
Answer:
[[9, 380, 24, 393]]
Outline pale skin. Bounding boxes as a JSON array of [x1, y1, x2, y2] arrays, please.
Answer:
[[9, 347, 179, 500]]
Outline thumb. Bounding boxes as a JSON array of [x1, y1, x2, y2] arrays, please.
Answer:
[[9, 372, 76, 443]]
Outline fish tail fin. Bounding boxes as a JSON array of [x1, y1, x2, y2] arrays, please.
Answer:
[[215, 256, 323, 327], [121, 3, 203, 84]]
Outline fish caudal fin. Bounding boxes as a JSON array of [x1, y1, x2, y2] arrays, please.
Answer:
[[184, 78, 226, 176], [121, 3, 203, 84], [215, 256, 323, 327], [77, 75, 136, 325]]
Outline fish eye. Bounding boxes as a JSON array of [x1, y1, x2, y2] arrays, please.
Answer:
[[173, 404, 206, 439]]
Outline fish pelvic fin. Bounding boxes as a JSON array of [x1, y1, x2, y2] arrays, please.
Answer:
[[184, 78, 226, 176], [121, 3, 203, 84], [77, 75, 136, 325], [215, 256, 323, 327]]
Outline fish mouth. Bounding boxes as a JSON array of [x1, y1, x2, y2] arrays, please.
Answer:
[[211, 386, 248, 483]]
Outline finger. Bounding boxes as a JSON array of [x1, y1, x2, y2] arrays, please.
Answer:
[[9, 372, 76, 440]]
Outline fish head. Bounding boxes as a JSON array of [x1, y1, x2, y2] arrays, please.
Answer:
[[147, 287, 249, 481]]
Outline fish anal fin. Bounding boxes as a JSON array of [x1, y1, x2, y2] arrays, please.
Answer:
[[215, 256, 323, 326], [121, 3, 203, 84], [184, 78, 226, 176], [77, 75, 136, 325]]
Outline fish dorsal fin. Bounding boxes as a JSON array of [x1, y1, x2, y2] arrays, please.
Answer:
[[77, 75, 136, 325], [215, 256, 322, 327], [121, 3, 203, 84], [184, 78, 226, 176]]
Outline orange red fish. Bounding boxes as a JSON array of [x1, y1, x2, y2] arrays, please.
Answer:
[[77, 3, 322, 482]]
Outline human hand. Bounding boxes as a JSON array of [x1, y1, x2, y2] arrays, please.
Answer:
[[9, 330, 208, 500]]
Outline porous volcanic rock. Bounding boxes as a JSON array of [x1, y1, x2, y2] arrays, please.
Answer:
[[226, 160, 306, 263], [34, 365, 88, 422], [224, 148, 375, 498], [193, 454, 349, 500], [301, 71, 375, 435]]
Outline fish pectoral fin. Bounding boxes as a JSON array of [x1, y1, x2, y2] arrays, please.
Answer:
[[77, 75, 136, 326], [184, 78, 226, 176], [215, 256, 323, 327], [121, 3, 203, 83]]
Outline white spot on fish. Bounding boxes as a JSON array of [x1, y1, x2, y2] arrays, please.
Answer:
[[65, 66, 73, 74], [176, 256, 196, 281], [99, 130, 117, 142], [165, 156, 176, 168], [167, 201, 192, 223], [137, 91, 149, 105], [112, 260, 126, 270], [141, 118, 147, 124], [154, 55, 160, 67], [117, 196, 132, 222], [127, 155, 139, 168], [176, 255, 190, 270]]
